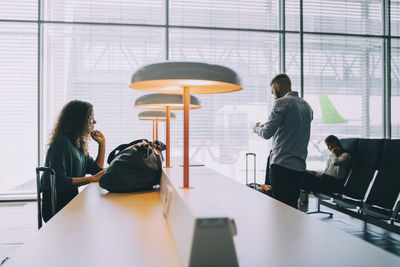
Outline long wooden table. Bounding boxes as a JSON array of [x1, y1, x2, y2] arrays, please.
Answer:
[[7, 184, 181, 266], [6, 164, 400, 266]]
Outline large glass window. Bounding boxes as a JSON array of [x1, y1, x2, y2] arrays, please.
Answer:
[[0, 23, 37, 192], [0, 0, 396, 193], [392, 38, 400, 138], [42, 24, 165, 158], [285, 33, 301, 90], [0, 0, 38, 20], [286, 0, 300, 31], [303, 35, 383, 169], [43, 0, 165, 24], [170, 28, 279, 181], [391, 0, 400, 37], [303, 0, 382, 35], [170, 0, 279, 30]]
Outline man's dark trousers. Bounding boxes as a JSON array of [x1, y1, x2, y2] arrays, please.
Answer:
[[270, 164, 304, 209]]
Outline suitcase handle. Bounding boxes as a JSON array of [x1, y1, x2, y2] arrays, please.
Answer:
[[245, 153, 256, 188]]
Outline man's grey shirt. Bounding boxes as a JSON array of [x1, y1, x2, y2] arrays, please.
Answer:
[[255, 91, 313, 171]]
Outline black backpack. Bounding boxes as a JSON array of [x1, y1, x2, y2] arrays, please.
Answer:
[[99, 139, 165, 193]]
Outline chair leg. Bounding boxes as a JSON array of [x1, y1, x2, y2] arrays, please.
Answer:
[[36, 169, 42, 229], [1, 257, 9, 266], [390, 200, 400, 225], [307, 198, 333, 217]]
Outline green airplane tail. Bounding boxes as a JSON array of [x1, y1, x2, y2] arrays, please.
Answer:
[[318, 94, 347, 124]]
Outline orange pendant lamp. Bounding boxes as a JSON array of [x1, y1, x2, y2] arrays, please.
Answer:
[[138, 110, 176, 142], [130, 62, 242, 188], [135, 94, 201, 168]]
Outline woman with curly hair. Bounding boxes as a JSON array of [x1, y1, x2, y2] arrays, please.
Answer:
[[41, 100, 106, 222]]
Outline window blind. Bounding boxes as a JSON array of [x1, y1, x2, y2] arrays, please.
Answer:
[[285, 0, 300, 31], [43, 0, 165, 24], [170, 0, 279, 30], [392, 0, 400, 36], [0, 0, 37, 20], [391, 38, 400, 138], [169, 28, 279, 178], [0, 23, 37, 191], [303, 0, 382, 35], [42, 24, 165, 160], [302, 34, 383, 168], [0, 0, 394, 192]]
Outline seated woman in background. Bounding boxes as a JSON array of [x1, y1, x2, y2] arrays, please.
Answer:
[[302, 135, 351, 195], [41, 100, 106, 222]]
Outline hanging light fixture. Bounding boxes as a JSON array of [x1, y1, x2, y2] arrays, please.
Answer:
[[130, 62, 242, 188], [138, 110, 176, 142], [134, 93, 201, 168]]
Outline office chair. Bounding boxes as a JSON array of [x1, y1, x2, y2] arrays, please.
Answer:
[[35, 167, 57, 229]]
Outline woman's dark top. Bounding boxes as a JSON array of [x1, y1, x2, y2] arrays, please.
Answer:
[[41, 136, 102, 222]]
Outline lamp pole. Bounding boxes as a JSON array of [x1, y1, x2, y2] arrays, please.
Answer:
[[166, 106, 171, 168], [152, 119, 155, 142], [183, 86, 190, 188], [156, 117, 159, 140]]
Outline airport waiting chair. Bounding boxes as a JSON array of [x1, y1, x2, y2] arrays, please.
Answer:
[[361, 139, 400, 224], [35, 167, 57, 229], [305, 138, 359, 216], [331, 139, 384, 209], [308, 139, 382, 215]]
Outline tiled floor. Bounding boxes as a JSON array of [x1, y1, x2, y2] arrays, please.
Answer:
[[302, 196, 400, 257], [0, 202, 37, 263], [0, 196, 400, 263]]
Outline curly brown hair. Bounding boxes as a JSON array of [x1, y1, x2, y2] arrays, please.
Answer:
[[49, 100, 94, 155]]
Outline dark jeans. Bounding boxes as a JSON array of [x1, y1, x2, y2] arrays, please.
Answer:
[[302, 172, 342, 194], [264, 150, 271, 185], [269, 164, 304, 209], [42, 188, 78, 222]]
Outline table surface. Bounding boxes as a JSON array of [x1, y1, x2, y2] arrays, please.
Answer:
[[165, 165, 400, 267], [6, 164, 400, 267], [7, 184, 181, 267]]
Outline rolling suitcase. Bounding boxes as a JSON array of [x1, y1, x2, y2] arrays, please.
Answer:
[[246, 153, 260, 189], [246, 153, 271, 195]]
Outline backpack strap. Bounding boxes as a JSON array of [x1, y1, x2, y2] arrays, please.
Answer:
[[107, 139, 148, 164]]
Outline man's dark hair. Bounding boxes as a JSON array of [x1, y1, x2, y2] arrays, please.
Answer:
[[325, 135, 341, 147], [270, 73, 291, 89]]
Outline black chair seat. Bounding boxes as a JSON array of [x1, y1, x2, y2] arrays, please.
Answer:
[[313, 192, 332, 200], [361, 205, 393, 220], [332, 196, 363, 209]]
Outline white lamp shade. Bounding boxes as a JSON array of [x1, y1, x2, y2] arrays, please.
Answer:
[[130, 61, 242, 94], [134, 93, 201, 110], [138, 111, 176, 121]]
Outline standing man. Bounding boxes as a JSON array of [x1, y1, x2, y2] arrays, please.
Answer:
[[253, 74, 313, 209]]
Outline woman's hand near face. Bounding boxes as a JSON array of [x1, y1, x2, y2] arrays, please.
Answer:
[[92, 130, 106, 168], [91, 130, 106, 146]]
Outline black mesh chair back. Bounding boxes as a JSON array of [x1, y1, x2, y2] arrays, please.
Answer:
[[340, 138, 359, 156], [342, 139, 384, 200], [337, 138, 359, 191], [35, 167, 57, 229], [365, 139, 400, 210]]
